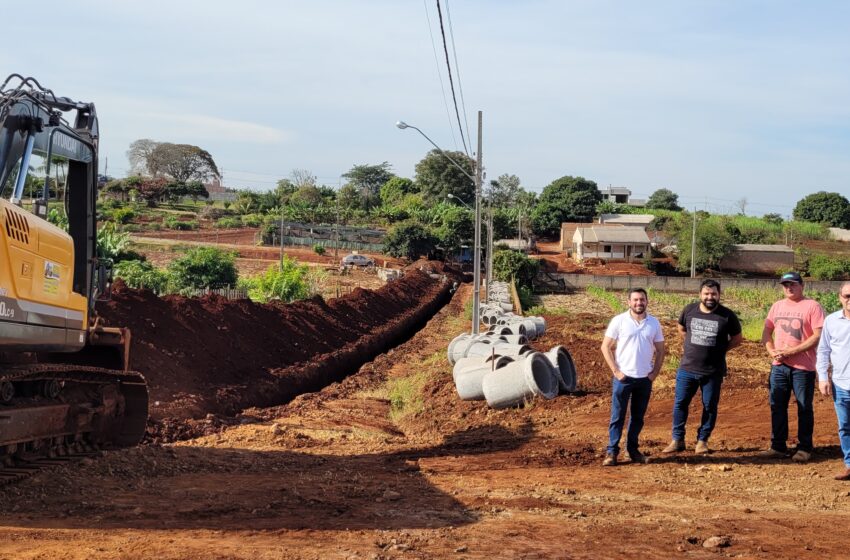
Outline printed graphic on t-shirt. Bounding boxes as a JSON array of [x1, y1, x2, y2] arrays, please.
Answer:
[[774, 315, 803, 341], [690, 318, 719, 347]]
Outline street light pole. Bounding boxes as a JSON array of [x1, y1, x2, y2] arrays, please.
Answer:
[[397, 115, 483, 334], [472, 111, 483, 335]]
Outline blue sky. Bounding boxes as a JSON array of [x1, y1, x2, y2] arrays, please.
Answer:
[[4, 0, 849, 216]]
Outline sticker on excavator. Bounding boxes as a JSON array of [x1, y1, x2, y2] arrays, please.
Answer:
[[43, 261, 60, 295], [0, 296, 25, 321]]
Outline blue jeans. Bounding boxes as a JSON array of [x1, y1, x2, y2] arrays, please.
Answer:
[[768, 364, 815, 452], [833, 384, 850, 468], [607, 376, 652, 456], [671, 369, 723, 442]]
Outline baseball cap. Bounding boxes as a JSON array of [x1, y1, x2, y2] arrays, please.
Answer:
[[779, 271, 803, 284]]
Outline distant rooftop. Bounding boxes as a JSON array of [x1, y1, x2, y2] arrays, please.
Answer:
[[574, 226, 651, 243], [599, 213, 655, 225]]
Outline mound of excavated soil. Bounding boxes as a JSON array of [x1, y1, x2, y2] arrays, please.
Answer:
[[96, 269, 452, 441]]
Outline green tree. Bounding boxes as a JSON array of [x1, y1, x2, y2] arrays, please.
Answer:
[[792, 191, 850, 228], [127, 139, 219, 182], [530, 176, 601, 236], [492, 249, 540, 287], [380, 176, 417, 206], [342, 162, 394, 209], [763, 213, 784, 225], [167, 247, 238, 290], [414, 149, 475, 205], [383, 222, 438, 261], [675, 214, 735, 273], [432, 204, 473, 255], [645, 188, 682, 211], [485, 173, 523, 207]]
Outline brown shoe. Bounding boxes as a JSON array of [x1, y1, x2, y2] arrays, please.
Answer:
[[757, 448, 786, 459], [627, 451, 650, 464], [602, 453, 617, 467], [791, 450, 811, 463], [834, 467, 850, 481], [695, 440, 711, 455], [662, 440, 685, 454]]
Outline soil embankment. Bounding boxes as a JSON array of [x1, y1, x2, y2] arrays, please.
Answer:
[[97, 267, 459, 441]]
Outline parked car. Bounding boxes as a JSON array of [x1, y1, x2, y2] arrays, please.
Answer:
[[341, 254, 375, 267]]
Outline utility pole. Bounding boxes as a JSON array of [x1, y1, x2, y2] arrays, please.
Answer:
[[280, 211, 284, 270], [486, 206, 493, 301], [690, 207, 697, 278], [472, 111, 483, 335]]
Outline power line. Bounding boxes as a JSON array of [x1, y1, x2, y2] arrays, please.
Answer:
[[423, 0, 459, 151], [445, 0, 472, 153], [435, 0, 469, 156]]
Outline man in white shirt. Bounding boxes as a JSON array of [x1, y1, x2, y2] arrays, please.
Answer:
[[816, 281, 850, 480], [601, 288, 666, 466]]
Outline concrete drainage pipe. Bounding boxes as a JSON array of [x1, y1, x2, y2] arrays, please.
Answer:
[[453, 355, 515, 400], [447, 334, 510, 365], [482, 352, 559, 408], [542, 345, 577, 393], [467, 342, 532, 359]]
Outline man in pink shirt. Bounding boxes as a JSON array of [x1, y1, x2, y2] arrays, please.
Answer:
[[760, 272, 825, 462]]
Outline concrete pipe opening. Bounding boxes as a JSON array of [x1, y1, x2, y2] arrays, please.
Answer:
[[544, 346, 577, 393], [482, 352, 559, 409]]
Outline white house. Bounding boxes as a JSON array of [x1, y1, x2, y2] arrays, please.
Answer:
[[572, 226, 651, 262]]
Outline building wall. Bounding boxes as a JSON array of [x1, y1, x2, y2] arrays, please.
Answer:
[[573, 242, 650, 262], [719, 250, 794, 274]]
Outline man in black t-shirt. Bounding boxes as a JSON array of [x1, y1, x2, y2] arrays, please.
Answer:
[[662, 279, 743, 455]]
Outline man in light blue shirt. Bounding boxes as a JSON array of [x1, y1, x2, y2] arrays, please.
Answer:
[[816, 281, 850, 480]]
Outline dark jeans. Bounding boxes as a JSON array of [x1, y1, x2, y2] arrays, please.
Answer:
[[671, 369, 723, 442], [607, 376, 652, 456], [768, 364, 815, 452]]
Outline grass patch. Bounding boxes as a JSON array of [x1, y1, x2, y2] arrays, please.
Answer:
[[526, 304, 570, 317], [387, 350, 445, 421], [587, 285, 626, 313], [740, 316, 764, 342]]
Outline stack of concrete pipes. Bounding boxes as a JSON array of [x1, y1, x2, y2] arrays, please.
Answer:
[[445, 281, 578, 409]]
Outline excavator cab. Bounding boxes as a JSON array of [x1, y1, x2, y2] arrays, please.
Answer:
[[0, 75, 147, 465]]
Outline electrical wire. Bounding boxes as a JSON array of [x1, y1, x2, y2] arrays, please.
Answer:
[[423, 0, 459, 151], [445, 0, 472, 152], [435, 0, 469, 156]]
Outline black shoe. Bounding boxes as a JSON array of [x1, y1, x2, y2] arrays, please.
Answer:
[[627, 450, 650, 464]]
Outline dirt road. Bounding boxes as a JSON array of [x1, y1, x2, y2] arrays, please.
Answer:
[[1, 287, 848, 559]]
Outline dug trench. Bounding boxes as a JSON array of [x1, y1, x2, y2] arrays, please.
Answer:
[[95, 265, 462, 443]]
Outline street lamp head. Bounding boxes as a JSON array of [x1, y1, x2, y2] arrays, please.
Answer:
[[395, 121, 409, 130], [447, 193, 455, 199]]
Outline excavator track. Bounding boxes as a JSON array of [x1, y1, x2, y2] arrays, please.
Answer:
[[0, 364, 148, 484]]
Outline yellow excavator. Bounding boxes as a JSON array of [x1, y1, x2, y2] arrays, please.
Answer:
[[0, 75, 147, 468]]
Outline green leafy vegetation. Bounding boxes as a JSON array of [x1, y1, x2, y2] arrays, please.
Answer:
[[238, 257, 312, 303], [114, 260, 169, 293], [587, 285, 626, 313], [167, 247, 238, 292]]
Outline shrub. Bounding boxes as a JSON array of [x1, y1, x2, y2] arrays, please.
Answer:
[[110, 207, 136, 224], [491, 249, 539, 287], [215, 217, 244, 229], [114, 260, 169, 293], [807, 254, 850, 281], [238, 257, 311, 303], [313, 244, 326, 256], [241, 214, 263, 228], [164, 216, 198, 230], [167, 247, 238, 291], [97, 223, 131, 261], [383, 222, 438, 261]]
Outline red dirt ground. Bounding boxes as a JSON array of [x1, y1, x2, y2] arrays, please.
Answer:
[[1, 287, 849, 558], [96, 268, 454, 442], [534, 240, 654, 275]]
